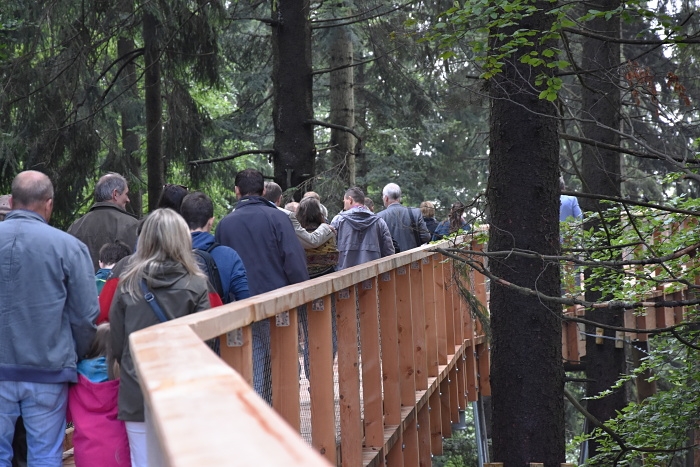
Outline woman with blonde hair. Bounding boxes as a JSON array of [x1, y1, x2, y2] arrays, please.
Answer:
[[109, 208, 214, 467], [420, 201, 438, 237]]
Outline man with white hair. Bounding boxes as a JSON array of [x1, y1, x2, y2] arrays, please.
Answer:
[[68, 173, 139, 271], [376, 182, 430, 252]]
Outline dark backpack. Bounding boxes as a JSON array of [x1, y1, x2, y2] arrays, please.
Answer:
[[193, 243, 226, 303]]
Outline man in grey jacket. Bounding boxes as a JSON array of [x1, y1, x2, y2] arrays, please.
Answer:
[[331, 187, 395, 270], [0, 171, 98, 466], [376, 182, 431, 252]]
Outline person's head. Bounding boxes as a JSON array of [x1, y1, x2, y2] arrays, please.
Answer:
[[263, 181, 283, 206], [235, 169, 264, 198], [95, 173, 130, 209], [99, 241, 132, 269], [296, 197, 325, 230], [119, 208, 204, 298], [84, 323, 119, 380], [157, 184, 189, 213], [420, 201, 435, 219], [180, 192, 214, 232], [10, 171, 54, 222], [285, 201, 299, 212], [0, 194, 11, 221], [343, 187, 365, 211], [382, 183, 401, 206], [303, 191, 321, 201], [364, 197, 375, 212], [448, 201, 466, 232], [559, 177, 566, 191]]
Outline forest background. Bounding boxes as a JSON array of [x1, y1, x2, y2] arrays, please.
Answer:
[[2, 0, 700, 465]]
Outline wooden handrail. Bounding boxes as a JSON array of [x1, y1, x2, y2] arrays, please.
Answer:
[[129, 237, 489, 466]]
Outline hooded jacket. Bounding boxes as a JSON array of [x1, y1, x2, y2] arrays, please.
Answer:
[[191, 231, 251, 302], [331, 206, 395, 270], [109, 261, 212, 421], [0, 210, 98, 383], [67, 375, 131, 466], [68, 201, 139, 272]]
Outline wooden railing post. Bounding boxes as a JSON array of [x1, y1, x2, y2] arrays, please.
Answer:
[[410, 260, 429, 391], [336, 286, 362, 467], [358, 277, 385, 450], [307, 295, 337, 464], [270, 309, 301, 430]]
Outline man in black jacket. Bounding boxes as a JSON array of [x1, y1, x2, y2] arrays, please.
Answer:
[[215, 169, 308, 402]]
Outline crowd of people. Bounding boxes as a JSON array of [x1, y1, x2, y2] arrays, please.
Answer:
[[0, 168, 471, 467]]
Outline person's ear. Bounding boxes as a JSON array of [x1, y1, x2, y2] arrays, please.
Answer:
[[44, 197, 54, 222], [206, 217, 215, 231], [234, 186, 241, 199]]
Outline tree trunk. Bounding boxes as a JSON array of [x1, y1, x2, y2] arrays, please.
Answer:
[[487, 1, 565, 465], [271, 0, 314, 195], [329, 24, 356, 188], [578, 0, 625, 459], [143, 10, 164, 212], [117, 34, 142, 217]]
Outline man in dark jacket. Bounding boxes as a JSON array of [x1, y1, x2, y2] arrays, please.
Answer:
[[376, 182, 431, 252], [0, 171, 98, 466], [331, 187, 395, 270], [68, 173, 139, 272], [180, 192, 251, 303], [215, 169, 308, 402]]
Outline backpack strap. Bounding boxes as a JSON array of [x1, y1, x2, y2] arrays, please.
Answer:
[[205, 241, 219, 254], [140, 279, 170, 323]]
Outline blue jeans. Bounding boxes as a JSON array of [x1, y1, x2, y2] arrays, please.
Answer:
[[0, 381, 68, 467]]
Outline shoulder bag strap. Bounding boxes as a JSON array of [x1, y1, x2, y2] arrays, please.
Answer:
[[140, 279, 170, 323], [407, 207, 422, 247]]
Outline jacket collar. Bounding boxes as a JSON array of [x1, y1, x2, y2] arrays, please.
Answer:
[[89, 201, 137, 218], [4, 209, 47, 224]]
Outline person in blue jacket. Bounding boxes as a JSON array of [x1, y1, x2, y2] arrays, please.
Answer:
[[180, 192, 251, 303]]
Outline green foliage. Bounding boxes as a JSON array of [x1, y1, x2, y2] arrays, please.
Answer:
[[432, 419, 479, 467]]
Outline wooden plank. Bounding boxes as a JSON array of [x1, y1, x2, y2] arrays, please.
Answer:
[[417, 404, 431, 467], [429, 389, 443, 455], [270, 310, 301, 430], [656, 292, 676, 327], [378, 271, 402, 426], [449, 366, 459, 423], [358, 278, 385, 448], [444, 263, 457, 352], [410, 261, 428, 391], [439, 377, 452, 438], [434, 255, 449, 366], [457, 353, 467, 413], [403, 417, 420, 467], [422, 256, 439, 378], [307, 296, 337, 464], [450, 262, 465, 345], [218, 325, 253, 387], [396, 266, 417, 407], [386, 432, 404, 467], [477, 342, 491, 396], [336, 286, 363, 467], [470, 238, 488, 337], [464, 342, 478, 402]]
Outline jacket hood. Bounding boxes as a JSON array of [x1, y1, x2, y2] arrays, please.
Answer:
[[340, 207, 382, 232], [70, 374, 120, 414], [88, 201, 137, 218], [191, 231, 216, 251], [143, 261, 190, 290]]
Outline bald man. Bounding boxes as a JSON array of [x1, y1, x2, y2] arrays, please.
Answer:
[[0, 171, 98, 466]]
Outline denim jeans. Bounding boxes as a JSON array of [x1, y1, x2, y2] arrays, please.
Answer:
[[0, 381, 68, 467]]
